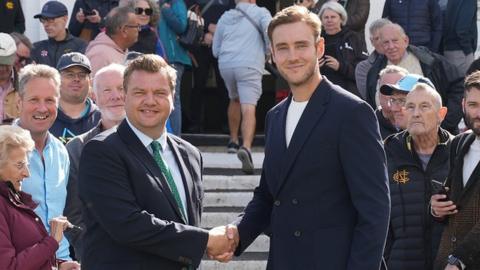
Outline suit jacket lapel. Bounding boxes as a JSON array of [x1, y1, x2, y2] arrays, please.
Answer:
[[274, 80, 331, 196], [451, 133, 476, 202], [167, 136, 193, 225], [117, 121, 187, 224]]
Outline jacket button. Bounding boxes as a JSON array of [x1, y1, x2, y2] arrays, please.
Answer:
[[292, 199, 298, 205], [294, 230, 301, 237], [274, 200, 281, 206], [451, 236, 457, 242], [35, 218, 39, 222]]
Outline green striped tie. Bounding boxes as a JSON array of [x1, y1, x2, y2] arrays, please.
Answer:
[[151, 141, 187, 221]]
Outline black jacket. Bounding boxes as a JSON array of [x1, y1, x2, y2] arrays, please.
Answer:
[[443, 0, 477, 54], [129, 26, 158, 54], [384, 128, 452, 270], [0, 0, 25, 33], [68, 0, 119, 41], [49, 99, 101, 144], [382, 0, 443, 53], [321, 28, 367, 97], [366, 45, 464, 134], [31, 31, 87, 68], [376, 109, 398, 140]]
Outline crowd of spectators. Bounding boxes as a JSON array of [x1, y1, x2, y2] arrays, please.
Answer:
[[1, 0, 480, 269]]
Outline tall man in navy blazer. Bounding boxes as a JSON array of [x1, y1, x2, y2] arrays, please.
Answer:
[[78, 54, 234, 269], [214, 6, 391, 269]]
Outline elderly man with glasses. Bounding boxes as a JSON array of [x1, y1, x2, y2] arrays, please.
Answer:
[[31, 1, 87, 68], [383, 74, 451, 270]]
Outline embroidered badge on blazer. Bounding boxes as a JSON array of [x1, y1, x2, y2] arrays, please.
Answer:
[[6, 1, 14, 9], [393, 169, 410, 184]]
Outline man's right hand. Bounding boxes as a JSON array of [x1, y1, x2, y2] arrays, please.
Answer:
[[431, 194, 458, 218], [206, 225, 239, 262]]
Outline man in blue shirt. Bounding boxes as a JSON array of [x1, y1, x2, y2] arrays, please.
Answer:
[[14, 63, 71, 260]]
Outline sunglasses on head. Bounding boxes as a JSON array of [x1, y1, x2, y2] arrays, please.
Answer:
[[135, 7, 153, 16]]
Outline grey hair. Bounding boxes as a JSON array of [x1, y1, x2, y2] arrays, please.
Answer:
[[18, 64, 60, 97], [369, 18, 392, 36], [105, 6, 135, 36], [0, 125, 34, 170], [318, 1, 348, 26], [93, 63, 126, 95], [408, 83, 443, 110], [375, 65, 409, 108]]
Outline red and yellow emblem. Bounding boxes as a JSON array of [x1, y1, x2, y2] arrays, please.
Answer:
[[393, 169, 409, 184]]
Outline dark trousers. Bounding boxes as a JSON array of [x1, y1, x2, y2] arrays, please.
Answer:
[[189, 45, 228, 131]]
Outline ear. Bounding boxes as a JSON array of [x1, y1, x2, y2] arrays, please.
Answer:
[[270, 45, 276, 64], [316, 37, 325, 59], [438, 106, 448, 121], [16, 94, 22, 113]]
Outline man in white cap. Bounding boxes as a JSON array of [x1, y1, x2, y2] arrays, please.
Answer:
[[0, 32, 19, 124]]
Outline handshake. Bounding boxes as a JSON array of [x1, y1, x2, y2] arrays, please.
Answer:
[[206, 225, 239, 263]]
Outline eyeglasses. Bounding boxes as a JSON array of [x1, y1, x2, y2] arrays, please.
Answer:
[[387, 97, 407, 107], [61, 71, 89, 80], [135, 7, 153, 16], [16, 54, 32, 65], [39, 16, 61, 23], [124, 24, 142, 31]]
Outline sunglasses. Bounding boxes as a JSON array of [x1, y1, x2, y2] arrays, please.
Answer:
[[135, 7, 153, 16], [16, 54, 32, 65]]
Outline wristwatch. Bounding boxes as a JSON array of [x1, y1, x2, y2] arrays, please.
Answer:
[[448, 255, 464, 269]]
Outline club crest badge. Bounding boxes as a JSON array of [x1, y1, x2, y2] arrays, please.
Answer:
[[6, 1, 14, 9], [393, 169, 409, 184]]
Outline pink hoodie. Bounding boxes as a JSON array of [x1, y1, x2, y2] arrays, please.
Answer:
[[85, 32, 126, 76]]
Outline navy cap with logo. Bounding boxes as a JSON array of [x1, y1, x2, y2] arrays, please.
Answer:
[[57, 52, 92, 73], [380, 74, 435, 96], [34, 1, 68, 19]]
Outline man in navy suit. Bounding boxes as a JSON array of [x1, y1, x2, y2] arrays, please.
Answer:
[[78, 54, 234, 269], [212, 6, 391, 269]]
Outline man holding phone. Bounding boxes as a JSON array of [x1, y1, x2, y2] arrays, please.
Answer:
[[383, 74, 451, 270], [431, 71, 480, 270]]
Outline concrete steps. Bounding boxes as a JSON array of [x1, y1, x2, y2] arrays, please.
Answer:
[[198, 145, 269, 269]]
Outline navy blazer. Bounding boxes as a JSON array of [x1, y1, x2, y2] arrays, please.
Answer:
[[235, 78, 391, 270], [78, 120, 208, 270]]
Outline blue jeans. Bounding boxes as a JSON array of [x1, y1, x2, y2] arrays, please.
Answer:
[[169, 63, 184, 136]]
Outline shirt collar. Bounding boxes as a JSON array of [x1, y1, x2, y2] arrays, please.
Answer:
[[126, 117, 167, 151]]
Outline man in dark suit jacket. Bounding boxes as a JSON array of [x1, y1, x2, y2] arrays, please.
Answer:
[[78, 54, 233, 270], [431, 71, 480, 270], [212, 6, 391, 270]]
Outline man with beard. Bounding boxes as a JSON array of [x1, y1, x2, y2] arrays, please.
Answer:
[[431, 70, 480, 270], [210, 6, 391, 269], [64, 63, 126, 259], [51, 52, 101, 144]]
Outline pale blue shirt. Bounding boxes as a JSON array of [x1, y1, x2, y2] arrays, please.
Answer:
[[20, 132, 71, 260], [126, 118, 188, 221]]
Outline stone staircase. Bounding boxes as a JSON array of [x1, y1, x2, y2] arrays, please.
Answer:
[[197, 146, 269, 270]]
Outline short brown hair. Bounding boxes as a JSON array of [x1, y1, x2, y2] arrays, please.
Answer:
[[267, 5, 322, 44], [123, 54, 176, 92], [465, 70, 480, 93]]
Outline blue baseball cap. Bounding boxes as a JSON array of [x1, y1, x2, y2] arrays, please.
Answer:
[[57, 52, 91, 73], [380, 74, 435, 96], [34, 1, 68, 19]]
